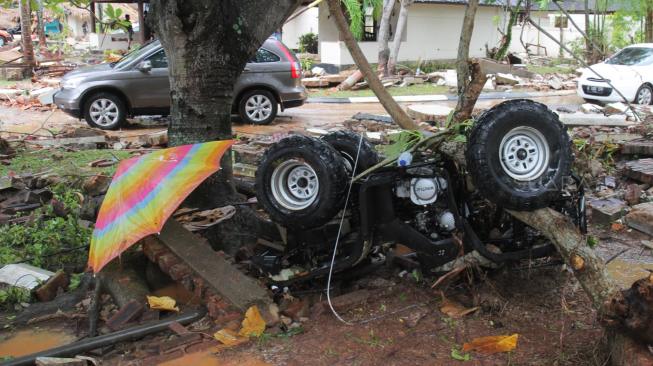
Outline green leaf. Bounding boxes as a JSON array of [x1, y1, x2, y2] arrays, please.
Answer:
[[451, 347, 471, 361]]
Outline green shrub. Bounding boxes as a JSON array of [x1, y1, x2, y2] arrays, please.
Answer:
[[298, 32, 318, 54]]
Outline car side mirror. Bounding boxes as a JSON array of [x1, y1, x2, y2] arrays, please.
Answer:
[[137, 60, 152, 72]]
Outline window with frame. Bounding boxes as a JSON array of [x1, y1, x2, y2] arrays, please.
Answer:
[[554, 16, 568, 28], [251, 48, 281, 63], [147, 50, 168, 68]]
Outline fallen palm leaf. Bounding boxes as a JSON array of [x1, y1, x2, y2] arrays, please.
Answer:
[[239, 305, 266, 337], [462, 333, 519, 354], [214, 328, 249, 346], [147, 295, 179, 312]]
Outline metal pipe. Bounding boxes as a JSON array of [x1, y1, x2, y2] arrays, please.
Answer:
[[2, 309, 206, 366]]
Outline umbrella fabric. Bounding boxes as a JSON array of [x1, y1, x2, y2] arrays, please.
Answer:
[[88, 140, 234, 273]]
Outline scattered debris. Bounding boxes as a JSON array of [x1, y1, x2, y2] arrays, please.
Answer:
[[624, 159, 653, 185], [0, 263, 54, 290], [625, 202, 653, 236]]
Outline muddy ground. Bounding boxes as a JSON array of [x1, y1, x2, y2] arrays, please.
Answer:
[[1, 95, 652, 366]]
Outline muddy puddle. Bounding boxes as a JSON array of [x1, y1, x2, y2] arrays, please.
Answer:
[[606, 259, 653, 288], [0, 328, 76, 358]]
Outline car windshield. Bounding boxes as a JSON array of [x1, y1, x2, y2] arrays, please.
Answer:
[[112, 41, 160, 68], [606, 47, 653, 66]]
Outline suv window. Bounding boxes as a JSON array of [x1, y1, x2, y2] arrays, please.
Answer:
[[606, 47, 653, 66], [251, 48, 280, 63], [148, 50, 168, 68]]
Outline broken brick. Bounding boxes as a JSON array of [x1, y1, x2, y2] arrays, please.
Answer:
[[625, 202, 653, 236], [589, 198, 628, 225], [624, 159, 653, 185], [106, 300, 144, 331]]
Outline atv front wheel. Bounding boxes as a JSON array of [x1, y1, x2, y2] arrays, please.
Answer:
[[465, 99, 572, 211], [256, 135, 348, 230]]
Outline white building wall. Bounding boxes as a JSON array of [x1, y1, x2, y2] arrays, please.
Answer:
[[282, 6, 319, 49], [318, 2, 502, 66], [509, 12, 588, 57]]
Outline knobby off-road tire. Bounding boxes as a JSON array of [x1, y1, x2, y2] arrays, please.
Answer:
[[256, 135, 348, 230], [465, 99, 572, 211], [322, 130, 379, 175]]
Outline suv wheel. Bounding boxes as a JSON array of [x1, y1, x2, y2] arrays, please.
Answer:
[[239, 90, 278, 125], [635, 84, 653, 105], [84, 92, 127, 130]]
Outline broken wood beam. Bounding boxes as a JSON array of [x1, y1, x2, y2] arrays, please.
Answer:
[[142, 219, 271, 319]]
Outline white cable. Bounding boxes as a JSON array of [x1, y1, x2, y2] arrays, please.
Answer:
[[326, 132, 364, 325]]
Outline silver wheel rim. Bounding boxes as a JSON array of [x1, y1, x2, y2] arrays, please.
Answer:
[[245, 94, 273, 122], [270, 160, 319, 210], [637, 88, 652, 105], [89, 98, 120, 126], [499, 126, 550, 181]]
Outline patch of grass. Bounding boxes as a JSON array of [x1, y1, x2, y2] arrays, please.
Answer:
[[0, 148, 132, 177], [526, 64, 576, 75], [307, 83, 450, 98]]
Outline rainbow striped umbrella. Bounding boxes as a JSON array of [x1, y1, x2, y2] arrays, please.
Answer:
[[88, 140, 234, 273]]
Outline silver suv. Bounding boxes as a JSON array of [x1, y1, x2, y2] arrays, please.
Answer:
[[54, 38, 307, 130]]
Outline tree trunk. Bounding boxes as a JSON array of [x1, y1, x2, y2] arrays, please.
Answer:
[[507, 209, 653, 366], [646, 9, 653, 43], [455, 0, 478, 97], [149, 0, 301, 207], [377, 0, 394, 76], [35, 0, 46, 53], [19, 0, 35, 68], [452, 60, 486, 123], [452, 0, 480, 123], [326, 0, 417, 130], [387, 0, 412, 75], [493, 0, 521, 61]]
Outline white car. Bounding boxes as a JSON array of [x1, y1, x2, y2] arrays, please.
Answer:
[[577, 43, 653, 105]]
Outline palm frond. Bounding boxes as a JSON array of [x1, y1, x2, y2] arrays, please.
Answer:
[[341, 0, 364, 40]]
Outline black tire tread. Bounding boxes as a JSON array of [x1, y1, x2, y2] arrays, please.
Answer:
[[322, 130, 379, 174], [465, 99, 572, 211], [255, 135, 348, 229]]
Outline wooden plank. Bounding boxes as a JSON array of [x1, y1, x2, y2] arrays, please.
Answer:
[[157, 219, 271, 311]]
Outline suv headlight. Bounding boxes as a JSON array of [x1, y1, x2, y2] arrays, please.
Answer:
[[61, 77, 84, 89]]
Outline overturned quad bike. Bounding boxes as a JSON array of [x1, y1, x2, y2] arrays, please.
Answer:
[[252, 100, 586, 285]]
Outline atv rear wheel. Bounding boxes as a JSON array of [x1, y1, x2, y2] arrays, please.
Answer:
[[465, 99, 572, 211], [256, 135, 348, 230], [322, 130, 379, 176]]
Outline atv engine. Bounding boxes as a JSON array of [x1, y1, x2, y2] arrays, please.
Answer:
[[394, 167, 457, 238]]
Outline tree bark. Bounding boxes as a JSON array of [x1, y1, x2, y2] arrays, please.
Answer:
[[19, 0, 35, 68], [387, 0, 412, 75], [493, 0, 521, 61], [646, 8, 653, 43], [455, 0, 478, 97], [326, 0, 418, 130], [584, 0, 591, 60], [452, 0, 480, 123], [35, 0, 47, 53], [452, 60, 486, 123], [149, 0, 302, 207], [377, 0, 394, 76]]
